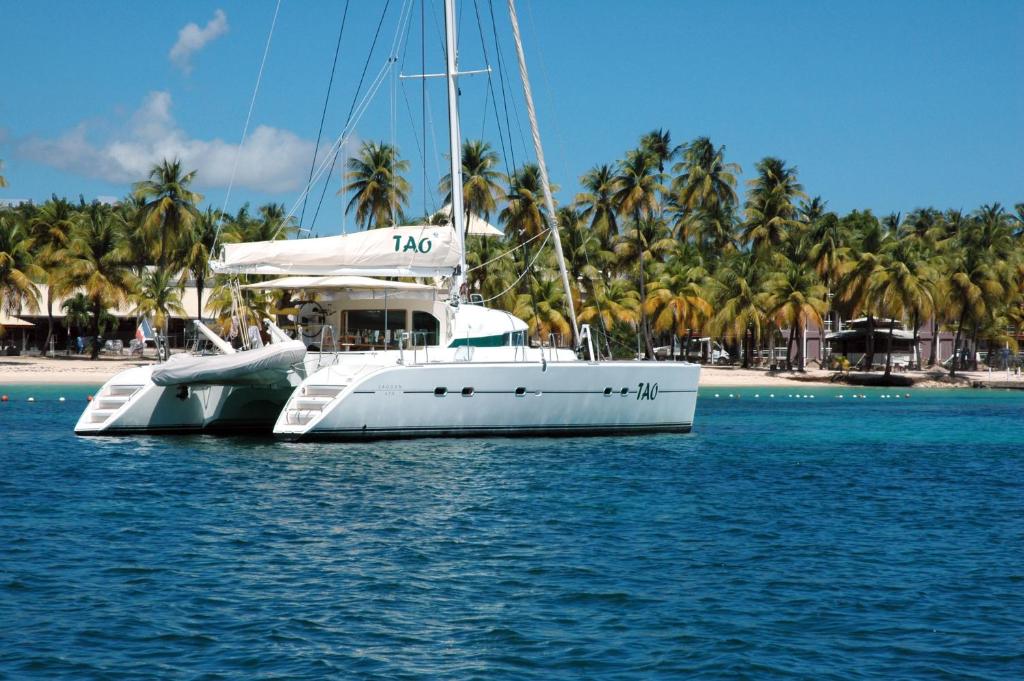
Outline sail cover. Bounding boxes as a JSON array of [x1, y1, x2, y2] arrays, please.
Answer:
[[211, 225, 459, 277]]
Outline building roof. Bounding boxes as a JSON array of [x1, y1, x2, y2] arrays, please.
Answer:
[[827, 328, 916, 341], [0, 311, 35, 328]]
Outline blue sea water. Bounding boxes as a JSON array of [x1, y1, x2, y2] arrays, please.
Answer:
[[0, 384, 1022, 680]]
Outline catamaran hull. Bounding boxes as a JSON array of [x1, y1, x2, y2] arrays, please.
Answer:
[[74, 365, 299, 436], [276, 361, 699, 441]]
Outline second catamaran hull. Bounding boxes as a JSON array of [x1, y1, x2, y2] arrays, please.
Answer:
[[74, 365, 300, 436], [276, 360, 699, 441]]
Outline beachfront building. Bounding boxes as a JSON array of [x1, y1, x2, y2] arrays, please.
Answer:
[[5, 281, 211, 355], [826, 317, 920, 369]]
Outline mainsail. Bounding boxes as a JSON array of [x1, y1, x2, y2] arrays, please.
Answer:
[[211, 225, 460, 277]]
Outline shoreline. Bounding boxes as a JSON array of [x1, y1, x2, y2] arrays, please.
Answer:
[[0, 355, 1014, 390]]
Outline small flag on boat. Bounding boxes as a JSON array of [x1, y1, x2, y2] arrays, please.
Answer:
[[136, 317, 155, 343]]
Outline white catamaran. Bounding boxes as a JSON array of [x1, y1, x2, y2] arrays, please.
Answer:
[[75, 0, 699, 439]]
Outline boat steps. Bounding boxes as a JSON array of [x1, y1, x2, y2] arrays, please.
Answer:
[[96, 396, 131, 410], [86, 384, 145, 427], [106, 384, 144, 397], [302, 384, 345, 398], [89, 408, 118, 423], [284, 384, 345, 426]]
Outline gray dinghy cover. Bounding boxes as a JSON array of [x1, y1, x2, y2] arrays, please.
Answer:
[[151, 340, 307, 387]]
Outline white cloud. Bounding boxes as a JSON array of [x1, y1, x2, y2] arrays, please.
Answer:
[[170, 9, 229, 74], [17, 91, 330, 194]]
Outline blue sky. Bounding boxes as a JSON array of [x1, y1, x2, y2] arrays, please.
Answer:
[[1, 0, 1021, 234]]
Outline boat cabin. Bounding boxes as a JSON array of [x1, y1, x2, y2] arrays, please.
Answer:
[[245, 276, 526, 352]]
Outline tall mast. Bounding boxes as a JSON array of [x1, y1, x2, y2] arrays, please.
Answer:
[[506, 0, 579, 344], [444, 0, 467, 300]]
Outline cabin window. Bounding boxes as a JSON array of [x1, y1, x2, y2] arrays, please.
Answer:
[[411, 311, 439, 346], [461, 387, 475, 396], [515, 386, 527, 396], [434, 387, 447, 396], [346, 309, 407, 347]]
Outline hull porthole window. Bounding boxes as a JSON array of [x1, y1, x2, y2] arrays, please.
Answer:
[[603, 387, 613, 396], [434, 387, 447, 396], [515, 387, 527, 396], [461, 387, 475, 396], [620, 387, 629, 396]]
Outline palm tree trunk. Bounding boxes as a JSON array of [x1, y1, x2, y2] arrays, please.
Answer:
[[786, 323, 796, 371], [911, 311, 920, 370], [89, 297, 102, 360], [970, 324, 979, 371], [797, 319, 805, 371], [884, 317, 895, 376], [950, 308, 968, 377], [636, 247, 654, 360], [45, 289, 54, 354], [928, 316, 939, 367], [195, 276, 205, 321], [865, 315, 875, 371]]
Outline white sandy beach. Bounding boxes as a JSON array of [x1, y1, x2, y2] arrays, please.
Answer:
[[0, 355, 1009, 389]]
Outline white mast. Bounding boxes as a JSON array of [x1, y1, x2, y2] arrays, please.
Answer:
[[506, 0, 579, 344], [444, 0, 468, 301]]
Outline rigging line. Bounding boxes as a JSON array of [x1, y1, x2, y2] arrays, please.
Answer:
[[486, 0, 518, 175], [284, 60, 394, 223], [467, 227, 548, 272], [471, 0, 507, 163], [478, 232, 551, 304], [398, 81, 426, 200], [490, 0, 530, 171], [310, 0, 394, 232], [215, 0, 282, 249], [299, 0, 351, 233]]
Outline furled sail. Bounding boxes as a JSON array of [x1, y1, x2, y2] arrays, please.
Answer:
[[210, 225, 460, 277]]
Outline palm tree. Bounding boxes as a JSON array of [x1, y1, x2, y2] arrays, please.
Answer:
[[501, 164, 549, 242], [645, 248, 712, 361], [764, 260, 826, 371], [0, 159, 8, 188], [576, 164, 620, 250], [342, 141, 410, 229], [640, 128, 678, 173], [133, 268, 186, 336], [741, 157, 806, 255], [672, 136, 740, 214], [30, 196, 77, 348], [0, 212, 42, 316], [867, 240, 935, 375], [60, 292, 92, 352], [180, 207, 219, 320], [133, 159, 203, 270], [613, 149, 665, 359], [578, 277, 640, 358], [836, 211, 892, 369], [709, 252, 764, 368], [440, 139, 505, 228], [522, 274, 574, 344], [60, 202, 136, 359]]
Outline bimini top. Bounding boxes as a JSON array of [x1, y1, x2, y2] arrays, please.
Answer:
[[211, 225, 459, 277]]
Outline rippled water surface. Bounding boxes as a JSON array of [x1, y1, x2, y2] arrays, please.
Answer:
[[1, 384, 1022, 679]]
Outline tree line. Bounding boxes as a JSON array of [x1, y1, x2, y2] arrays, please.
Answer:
[[2, 137, 1022, 375]]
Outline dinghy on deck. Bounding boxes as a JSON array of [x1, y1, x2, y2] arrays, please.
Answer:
[[151, 340, 306, 387]]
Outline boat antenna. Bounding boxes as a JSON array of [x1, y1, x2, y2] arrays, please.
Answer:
[[506, 0, 579, 344], [444, 0, 468, 302]]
